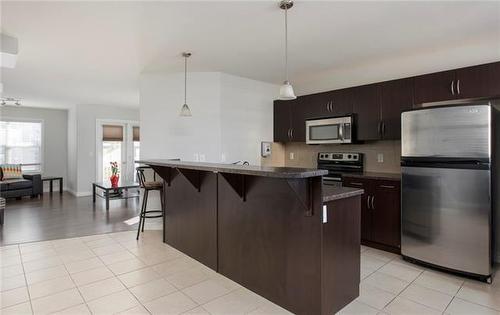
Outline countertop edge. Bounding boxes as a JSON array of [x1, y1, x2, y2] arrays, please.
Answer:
[[137, 160, 328, 179], [322, 187, 364, 202]]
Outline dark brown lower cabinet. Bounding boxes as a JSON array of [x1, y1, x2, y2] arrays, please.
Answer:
[[343, 176, 401, 253]]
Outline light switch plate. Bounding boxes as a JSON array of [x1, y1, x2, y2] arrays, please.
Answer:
[[289, 152, 295, 160], [261, 142, 272, 157]]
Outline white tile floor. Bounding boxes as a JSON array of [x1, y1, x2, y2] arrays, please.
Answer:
[[1, 231, 499, 315]]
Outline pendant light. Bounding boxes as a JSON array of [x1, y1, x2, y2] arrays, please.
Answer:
[[180, 52, 192, 117], [279, 0, 296, 100]]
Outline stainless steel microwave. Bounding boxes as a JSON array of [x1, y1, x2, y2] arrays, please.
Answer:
[[306, 116, 353, 144]]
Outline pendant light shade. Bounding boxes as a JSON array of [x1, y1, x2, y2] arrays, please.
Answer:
[[180, 103, 191, 117], [180, 52, 192, 117], [279, 80, 296, 100], [278, 0, 296, 100]]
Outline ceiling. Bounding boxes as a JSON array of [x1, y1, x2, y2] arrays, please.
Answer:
[[1, 1, 499, 108]]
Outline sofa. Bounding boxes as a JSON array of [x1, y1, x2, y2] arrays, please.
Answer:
[[0, 174, 43, 199]]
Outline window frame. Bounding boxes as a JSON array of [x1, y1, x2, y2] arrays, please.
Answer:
[[0, 116, 44, 173]]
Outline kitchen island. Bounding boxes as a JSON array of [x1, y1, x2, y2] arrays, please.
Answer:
[[137, 159, 363, 315]]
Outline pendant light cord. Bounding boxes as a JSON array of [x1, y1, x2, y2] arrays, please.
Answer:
[[184, 55, 187, 104], [284, 6, 288, 82]]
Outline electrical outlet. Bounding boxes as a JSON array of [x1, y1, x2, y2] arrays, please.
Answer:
[[377, 153, 384, 163], [289, 152, 295, 160], [199, 154, 206, 162], [221, 153, 226, 162], [194, 153, 199, 162]]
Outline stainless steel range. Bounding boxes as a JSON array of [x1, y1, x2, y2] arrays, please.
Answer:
[[317, 152, 364, 187]]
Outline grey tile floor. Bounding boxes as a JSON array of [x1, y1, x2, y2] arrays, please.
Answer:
[[1, 230, 500, 314]]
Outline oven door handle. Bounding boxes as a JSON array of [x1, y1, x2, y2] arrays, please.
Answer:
[[323, 176, 342, 181]]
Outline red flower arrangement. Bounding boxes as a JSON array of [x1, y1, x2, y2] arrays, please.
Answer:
[[110, 161, 120, 188]]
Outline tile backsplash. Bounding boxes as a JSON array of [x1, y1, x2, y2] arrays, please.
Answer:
[[282, 141, 401, 173]]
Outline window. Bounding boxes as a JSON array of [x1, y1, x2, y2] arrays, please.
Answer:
[[0, 120, 43, 172]]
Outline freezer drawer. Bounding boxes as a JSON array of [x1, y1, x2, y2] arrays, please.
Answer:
[[401, 166, 492, 276], [401, 105, 491, 159]]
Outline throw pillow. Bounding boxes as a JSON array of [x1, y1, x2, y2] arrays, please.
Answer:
[[1, 164, 23, 180]]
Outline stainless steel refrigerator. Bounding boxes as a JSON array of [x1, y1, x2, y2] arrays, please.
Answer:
[[401, 103, 499, 282]]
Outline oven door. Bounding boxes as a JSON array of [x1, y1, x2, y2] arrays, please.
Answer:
[[306, 117, 351, 144]]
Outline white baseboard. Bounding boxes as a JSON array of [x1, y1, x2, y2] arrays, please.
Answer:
[[66, 189, 92, 197]]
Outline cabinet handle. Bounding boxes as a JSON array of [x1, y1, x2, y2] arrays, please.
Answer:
[[451, 80, 455, 95], [377, 121, 382, 136], [290, 128, 294, 140], [326, 102, 330, 112], [349, 182, 363, 186], [382, 122, 386, 137], [330, 101, 333, 112], [287, 128, 291, 139], [371, 196, 375, 210], [457, 79, 460, 95], [366, 196, 371, 209], [380, 185, 396, 189]]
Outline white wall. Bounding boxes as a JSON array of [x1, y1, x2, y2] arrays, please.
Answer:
[[67, 107, 77, 194], [72, 104, 139, 195], [140, 72, 278, 165], [220, 73, 277, 165], [140, 72, 222, 162], [0, 106, 68, 192]]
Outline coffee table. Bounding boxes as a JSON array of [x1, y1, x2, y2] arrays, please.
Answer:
[[92, 181, 140, 210]]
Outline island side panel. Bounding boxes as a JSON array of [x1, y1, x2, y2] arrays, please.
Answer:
[[163, 168, 218, 270], [322, 196, 361, 315], [217, 175, 323, 315]]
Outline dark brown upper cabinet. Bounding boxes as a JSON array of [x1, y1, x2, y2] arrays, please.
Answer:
[[489, 62, 500, 97], [352, 84, 381, 141], [353, 80, 413, 141], [414, 70, 456, 104], [290, 97, 306, 142], [273, 98, 304, 142], [273, 100, 292, 142], [414, 62, 500, 104], [300, 93, 331, 120], [455, 63, 492, 99], [380, 78, 414, 140], [274, 61, 500, 143], [328, 88, 354, 117]]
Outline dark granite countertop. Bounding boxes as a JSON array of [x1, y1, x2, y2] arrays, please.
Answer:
[[342, 172, 401, 181], [322, 186, 364, 202], [137, 159, 328, 179]]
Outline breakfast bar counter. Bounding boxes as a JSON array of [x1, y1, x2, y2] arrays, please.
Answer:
[[137, 159, 360, 315]]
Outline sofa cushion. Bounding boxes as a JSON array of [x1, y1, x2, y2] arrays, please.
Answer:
[[0, 178, 33, 191], [1, 164, 23, 180]]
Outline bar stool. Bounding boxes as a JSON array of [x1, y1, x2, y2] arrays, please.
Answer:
[[136, 166, 164, 240]]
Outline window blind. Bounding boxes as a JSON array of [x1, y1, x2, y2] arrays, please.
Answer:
[[133, 126, 140, 142], [102, 125, 123, 141]]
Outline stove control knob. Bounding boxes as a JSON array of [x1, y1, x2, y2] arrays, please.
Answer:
[[347, 154, 352, 159]]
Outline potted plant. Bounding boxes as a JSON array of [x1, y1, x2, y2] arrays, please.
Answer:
[[110, 161, 119, 188]]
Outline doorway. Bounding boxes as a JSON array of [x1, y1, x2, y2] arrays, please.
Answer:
[[96, 120, 140, 184]]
